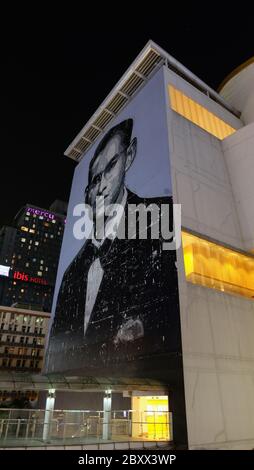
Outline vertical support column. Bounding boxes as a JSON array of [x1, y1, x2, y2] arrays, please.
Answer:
[[102, 390, 112, 440], [43, 389, 55, 442], [168, 386, 188, 449]]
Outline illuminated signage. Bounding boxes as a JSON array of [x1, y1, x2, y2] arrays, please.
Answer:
[[0, 265, 10, 277], [13, 271, 48, 285], [27, 207, 55, 220]]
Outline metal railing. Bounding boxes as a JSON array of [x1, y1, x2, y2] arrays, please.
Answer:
[[0, 408, 173, 446]]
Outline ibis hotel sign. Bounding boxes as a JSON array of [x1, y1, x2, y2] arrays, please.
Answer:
[[13, 271, 48, 285]]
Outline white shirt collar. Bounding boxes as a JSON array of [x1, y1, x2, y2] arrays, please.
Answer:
[[92, 187, 128, 248]]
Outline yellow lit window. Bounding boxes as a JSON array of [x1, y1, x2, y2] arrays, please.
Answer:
[[21, 226, 29, 232], [182, 231, 254, 299], [169, 85, 236, 140], [132, 396, 170, 441]]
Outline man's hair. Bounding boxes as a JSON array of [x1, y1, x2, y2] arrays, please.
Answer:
[[88, 119, 133, 182]]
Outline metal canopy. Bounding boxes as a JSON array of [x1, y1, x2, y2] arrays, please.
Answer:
[[0, 371, 168, 392]]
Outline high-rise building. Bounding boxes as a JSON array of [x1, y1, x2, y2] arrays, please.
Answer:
[[0, 200, 66, 312]]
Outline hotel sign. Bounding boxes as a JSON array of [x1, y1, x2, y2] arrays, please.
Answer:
[[13, 271, 48, 285], [27, 207, 55, 220]]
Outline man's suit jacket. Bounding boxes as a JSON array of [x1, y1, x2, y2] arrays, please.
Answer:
[[46, 190, 181, 377]]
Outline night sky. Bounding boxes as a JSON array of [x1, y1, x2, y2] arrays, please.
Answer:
[[2, 14, 253, 228]]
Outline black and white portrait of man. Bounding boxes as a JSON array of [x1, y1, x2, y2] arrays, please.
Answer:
[[46, 118, 180, 377]]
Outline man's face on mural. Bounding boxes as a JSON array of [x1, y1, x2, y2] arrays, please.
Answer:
[[86, 132, 135, 218]]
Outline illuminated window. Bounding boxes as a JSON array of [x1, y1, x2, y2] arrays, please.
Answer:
[[29, 229, 35, 234], [169, 85, 236, 140], [182, 231, 254, 299], [21, 238, 26, 242], [37, 271, 42, 276], [21, 226, 28, 232], [35, 242, 39, 246]]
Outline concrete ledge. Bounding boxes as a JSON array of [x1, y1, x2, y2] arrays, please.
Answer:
[[65, 445, 82, 450], [144, 441, 156, 448], [46, 446, 66, 450], [130, 442, 144, 449], [81, 444, 99, 450], [114, 442, 130, 450], [98, 443, 114, 450], [0, 440, 171, 450]]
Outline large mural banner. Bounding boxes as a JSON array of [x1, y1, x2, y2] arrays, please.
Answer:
[[45, 69, 182, 380]]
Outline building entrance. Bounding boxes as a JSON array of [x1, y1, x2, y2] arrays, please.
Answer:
[[131, 395, 171, 441]]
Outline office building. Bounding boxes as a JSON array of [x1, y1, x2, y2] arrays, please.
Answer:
[[0, 305, 50, 373], [0, 200, 66, 312]]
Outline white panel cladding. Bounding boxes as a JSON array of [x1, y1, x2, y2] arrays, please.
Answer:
[[164, 67, 254, 449], [222, 122, 254, 251], [168, 111, 244, 250], [177, 257, 254, 449]]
